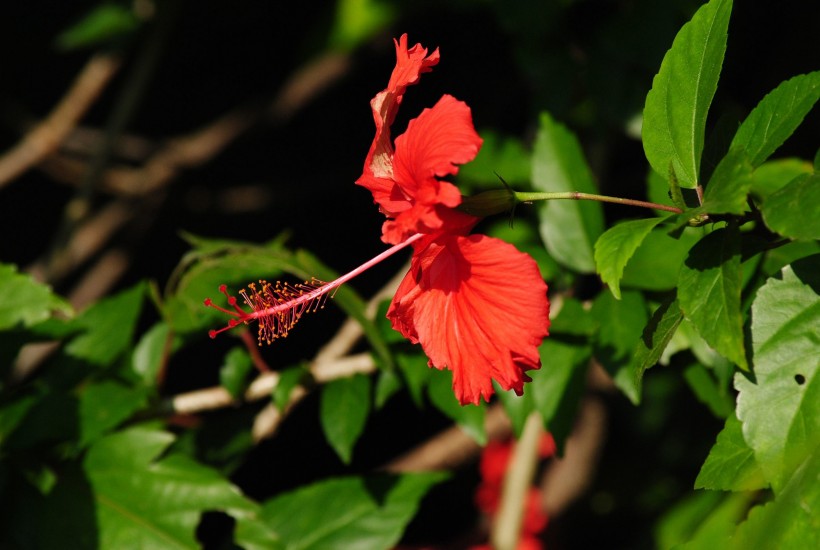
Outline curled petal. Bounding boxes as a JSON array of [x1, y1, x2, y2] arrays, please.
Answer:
[[388, 234, 550, 405], [358, 34, 440, 185]]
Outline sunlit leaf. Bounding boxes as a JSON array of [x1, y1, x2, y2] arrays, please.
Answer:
[[735, 255, 820, 491], [642, 0, 732, 188], [252, 473, 448, 550], [320, 374, 372, 464], [656, 491, 750, 550], [0, 263, 71, 330], [678, 227, 747, 370], [730, 450, 820, 549], [730, 71, 820, 167], [594, 217, 667, 299], [165, 242, 303, 335], [84, 426, 259, 549], [695, 412, 766, 491], [131, 322, 179, 387], [532, 112, 604, 273], [65, 283, 145, 366]]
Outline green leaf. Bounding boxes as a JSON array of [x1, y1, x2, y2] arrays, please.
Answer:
[[678, 227, 747, 370], [735, 255, 820, 491], [328, 0, 396, 52], [494, 383, 535, 438], [396, 352, 432, 408], [683, 363, 733, 418], [0, 394, 39, 447], [220, 347, 254, 399], [253, 473, 448, 550], [761, 173, 820, 241], [647, 168, 680, 214], [591, 291, 649, 404], [77, 381, 148, 448], [131, 322, 178, 387], [427, 370, 486, 445], [459, 131, 531, 191], [273, 365, 311, 411], [642, 0, 732, 188], [530, 338, 591, 453], [700, 150, 753, 215], [55, 4, 140, 51], [761, 241, 820, 279], [620, 227, 702, 291], [320, 374, 372, 464], [729, 451, 820, 550], [0, 263, 71, 330], [630, 295, 685, 399], [594, 217, 667, 299], [65, 283, 145, 366], [749, 158, 814, 201], [656, 491, 750, 550], [165, 242, 302, 335], [730, 71, 820, 167], [374, 368, 402, 409], [695, 412, 766, 491], [84, 426, 258, 549], [532, 112, 605, 273], [548, 297, 594, 336]]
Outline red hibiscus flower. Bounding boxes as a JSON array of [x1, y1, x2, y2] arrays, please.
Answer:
[[356, 35, 550, 405], [205, 34, 549, 406]]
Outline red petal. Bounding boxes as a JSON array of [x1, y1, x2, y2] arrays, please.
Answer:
[[369, 96, 482, 243], [393, 95, 482, 187], [357, 35, 439, 197], [389, 235, 550, 405]]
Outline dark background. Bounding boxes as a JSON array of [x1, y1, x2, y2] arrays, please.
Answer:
[[1, 1, 817, 547]]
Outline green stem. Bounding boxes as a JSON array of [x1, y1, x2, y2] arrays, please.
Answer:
[[515, 191, 683, 214]]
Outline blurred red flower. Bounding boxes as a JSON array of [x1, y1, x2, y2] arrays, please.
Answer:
[[357, 35, 550, 405], [473, 434, 556, 549]]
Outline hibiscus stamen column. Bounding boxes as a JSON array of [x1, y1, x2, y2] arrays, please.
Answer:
[[204, 233, 425, 343]]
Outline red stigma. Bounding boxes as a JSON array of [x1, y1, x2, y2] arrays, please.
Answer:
[[203, 279, 334, 345]]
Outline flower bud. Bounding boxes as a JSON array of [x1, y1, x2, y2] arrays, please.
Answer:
[[458, 189, 518, 217]]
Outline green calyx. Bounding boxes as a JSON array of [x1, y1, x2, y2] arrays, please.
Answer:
[[458, 188, 519, 217]]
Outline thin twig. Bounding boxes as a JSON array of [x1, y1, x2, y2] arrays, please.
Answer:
[[490, 412, 544, 550], [40, 52, 352, 198], [541, 397, 607, 517], [26, 200, 135, 283], [0, 54, 121, 188], [169, 352, 375, 415]]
